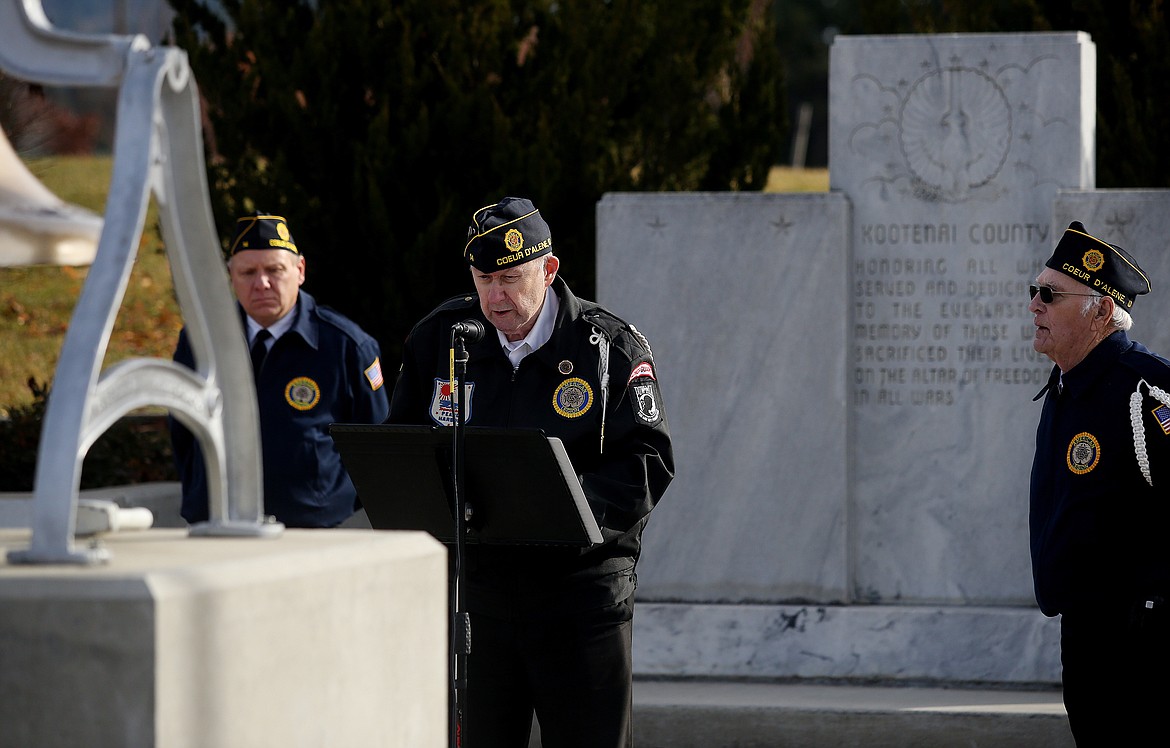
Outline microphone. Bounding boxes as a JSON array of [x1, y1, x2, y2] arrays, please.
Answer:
[[451, 319, 485, 343]]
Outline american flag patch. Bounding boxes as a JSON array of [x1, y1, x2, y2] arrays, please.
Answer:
[[1152, 404, 1170, 436], [364, 357, 384, 390]]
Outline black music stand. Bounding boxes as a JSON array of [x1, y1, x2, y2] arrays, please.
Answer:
[[329, 423, 602, 546], [330, 423, 603, 746]]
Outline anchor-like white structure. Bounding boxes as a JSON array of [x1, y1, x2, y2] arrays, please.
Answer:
[[1, 0, 282, 564], [0, 121, 102, 266]]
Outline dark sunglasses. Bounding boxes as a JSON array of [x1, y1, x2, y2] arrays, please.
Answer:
[[1028, 285, 1100, 304]]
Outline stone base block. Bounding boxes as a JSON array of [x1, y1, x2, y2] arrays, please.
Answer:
[[0, 528, 447, 748], [634, 602, 1061, 687]]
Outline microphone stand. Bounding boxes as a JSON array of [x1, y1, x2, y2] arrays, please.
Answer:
[[449, 329, 472, 748]]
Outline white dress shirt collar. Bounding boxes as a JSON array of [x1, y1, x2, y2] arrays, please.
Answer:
[[499, 287, 558, 368]]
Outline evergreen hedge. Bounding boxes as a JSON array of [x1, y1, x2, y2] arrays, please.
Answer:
[[167, 0, 787, 364]]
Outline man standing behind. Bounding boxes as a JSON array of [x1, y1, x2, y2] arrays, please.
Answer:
[[171, 212, 388, 528], [1028, 221, 1170, 745], [387, 197, 673, 747]]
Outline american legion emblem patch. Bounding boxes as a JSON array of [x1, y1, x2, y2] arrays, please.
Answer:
[[553, 377, 593, 419], [285, 376, 321, 411], [1066, 432, 1100, 475]]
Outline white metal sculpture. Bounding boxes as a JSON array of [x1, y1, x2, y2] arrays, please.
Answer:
[[1, 0, 282, 564], [0, 123, 102, 266]]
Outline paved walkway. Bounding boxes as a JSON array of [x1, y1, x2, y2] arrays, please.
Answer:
[[531, 679, 1072, 747], [630, 679, 1072, 748]]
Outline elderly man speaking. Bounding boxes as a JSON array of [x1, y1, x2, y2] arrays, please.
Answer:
[[387, 197, 673, 748], [1028, 221, 1170, 746]]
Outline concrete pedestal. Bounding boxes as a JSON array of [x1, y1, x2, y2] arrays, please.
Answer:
[[0, 528, 447, 748]]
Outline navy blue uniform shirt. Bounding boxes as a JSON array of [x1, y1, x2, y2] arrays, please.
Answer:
[[1030, 330, 1170, 616], [171, 290, 389, 527]]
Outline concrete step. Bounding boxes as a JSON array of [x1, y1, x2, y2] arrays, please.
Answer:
[[531, 679, 1073, 747], [626, 679, 1072, 748]]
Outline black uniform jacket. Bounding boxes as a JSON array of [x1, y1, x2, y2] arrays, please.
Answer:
[[1030, 330, 1170, 616], [388, 278, 675, 618]]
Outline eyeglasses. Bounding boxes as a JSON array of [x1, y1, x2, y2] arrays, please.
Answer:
[[1028, 285, 1101, 304]]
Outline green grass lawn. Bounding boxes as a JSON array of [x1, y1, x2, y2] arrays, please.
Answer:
[[765, 166, 831, 193], [0, 155, 182, 415], [0, 157, 828, 415]]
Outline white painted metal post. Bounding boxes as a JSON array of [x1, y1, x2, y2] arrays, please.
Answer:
[[0, 0, 281, 564]]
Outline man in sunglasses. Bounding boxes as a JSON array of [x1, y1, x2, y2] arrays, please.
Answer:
[[1028, 221, 1170, 745]]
